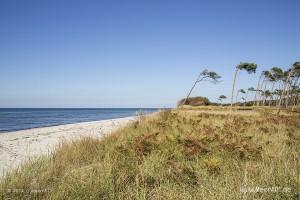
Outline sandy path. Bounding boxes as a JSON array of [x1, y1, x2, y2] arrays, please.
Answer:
[[0, 116, 135, 176]]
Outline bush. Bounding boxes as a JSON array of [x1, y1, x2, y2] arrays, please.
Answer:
[[177, 96, 211, 106]]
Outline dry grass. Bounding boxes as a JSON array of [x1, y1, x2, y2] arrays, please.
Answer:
[[0, 108, 299, 199]]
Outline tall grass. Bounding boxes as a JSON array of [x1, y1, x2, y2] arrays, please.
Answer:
[[0, 109, 299, 199]]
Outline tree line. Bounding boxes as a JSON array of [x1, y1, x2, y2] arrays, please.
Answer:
[[181, 62, 300, 113]]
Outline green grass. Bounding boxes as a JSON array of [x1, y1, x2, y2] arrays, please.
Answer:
[[0, 108, 299, 199]]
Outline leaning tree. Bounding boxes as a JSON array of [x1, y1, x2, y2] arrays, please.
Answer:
[[277, 62, 300, 113], [254, 72, 264, 105], [255, 70, 272, 106], [267, 67, 283, 106], [182, 69, 221, 106], [261, 70, 274, 106], [287, 62, 300, 108], [231, 62, 257, 107], [236, 89, 246, 103], [218, 95, 227, 105], [241, 97, 246, 105], [274, 89, 283, 106], [292, 86, 300, 110], [264, 90, 272, 106], [246, 87, 256, 103], [291, 64, 300, 110]]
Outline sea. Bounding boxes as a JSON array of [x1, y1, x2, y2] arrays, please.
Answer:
[[0, 108, 158, 133]]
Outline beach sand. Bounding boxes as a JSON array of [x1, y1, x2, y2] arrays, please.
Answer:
[[0, 116, 135, 176]]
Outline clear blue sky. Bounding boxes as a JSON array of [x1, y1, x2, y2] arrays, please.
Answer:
[[0, 0, 299, 108]]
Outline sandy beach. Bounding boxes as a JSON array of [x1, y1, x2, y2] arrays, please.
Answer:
[[0, 116, 135, 176]]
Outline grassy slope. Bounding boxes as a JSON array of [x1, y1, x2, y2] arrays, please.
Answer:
[[0, 108, 299, 199]]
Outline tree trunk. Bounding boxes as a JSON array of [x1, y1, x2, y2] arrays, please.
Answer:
[[288, 77, 299, 108], [292, 92, 299, 111], [257, 79, 266, 106], [262, 81, 268, 106], [269, 82, 275, 107], [182, 81, 198, 106], [285, 82, 292, 108], [276, 81, 283, 107], [255, 73, 263, 106], [277, 70, 294, 114], [244, 91, 249, 106], [231, 68, 239, 107], [291, 77, 299, 110]]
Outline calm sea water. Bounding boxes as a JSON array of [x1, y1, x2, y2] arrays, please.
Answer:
[[0, 108, 158, 132]]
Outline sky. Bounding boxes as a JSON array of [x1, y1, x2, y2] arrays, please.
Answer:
[[0, 0, 299, 108]]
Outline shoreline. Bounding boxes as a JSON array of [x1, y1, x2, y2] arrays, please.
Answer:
[[0, 115, 139, 134], [0, 116, 136, 177]]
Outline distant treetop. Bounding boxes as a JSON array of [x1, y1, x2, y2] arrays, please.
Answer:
[[236, 62, 257, 73]]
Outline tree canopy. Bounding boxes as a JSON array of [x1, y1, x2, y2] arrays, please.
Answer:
[[196, 69, 221, 83], [219, 95, 227, 99], [236, 62, 257, 73], [248, 87, 255, 92], [238, 89, 246, 94]]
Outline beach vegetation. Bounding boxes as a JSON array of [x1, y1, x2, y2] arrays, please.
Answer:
[[0, 108, 299, 199]]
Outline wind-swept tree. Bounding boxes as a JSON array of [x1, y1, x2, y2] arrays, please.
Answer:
[[182, 69, 221, 106], [231, 62, 257, 107], [281, 70, 291, 106], [254, 72, 264, 105], [261, 70, 274, 106], [218, 95, 227, 105], [241, 97, 246, 105], [236, 89, 246, 103], [268, 67, 284, 106], [264, 90, 272, 105], [247, 87, 256, 93], [246, 87, 256, 104], [292, 86, 300, 110], [274, 89, 283, 106], [256, 70, 273, 106], [291, 66, 300, 110], [287, 62, 300, 108], [277, 62, 300, 113], [270, 67, 284, 82]]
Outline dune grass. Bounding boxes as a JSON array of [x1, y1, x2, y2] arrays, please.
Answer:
[[0, 108, 299, 199]]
